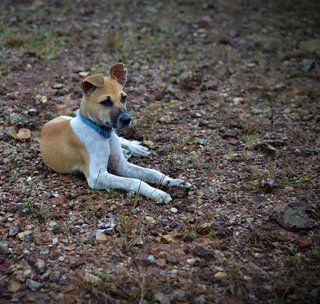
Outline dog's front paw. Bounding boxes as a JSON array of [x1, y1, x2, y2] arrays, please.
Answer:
[[152, 190, 172, 204], [166, 178, 192, 189], [126, 140, 150, 157], [122, 148, 132, 160]]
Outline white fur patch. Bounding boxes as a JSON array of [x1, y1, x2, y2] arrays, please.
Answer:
[[60, 116, 72, 120]]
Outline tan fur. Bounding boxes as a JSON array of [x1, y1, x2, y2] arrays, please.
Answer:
[[40, 117, 89, 177], [79, 76, 126, 121]]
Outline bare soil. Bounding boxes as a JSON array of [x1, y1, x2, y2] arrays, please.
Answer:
[[0, 1, 319, 303]]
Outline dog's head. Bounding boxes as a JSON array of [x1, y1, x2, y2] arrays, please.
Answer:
[[80, 63, 131, 129]]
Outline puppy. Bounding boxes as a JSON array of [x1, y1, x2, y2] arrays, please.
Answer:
[[40, 63, 190, 203]]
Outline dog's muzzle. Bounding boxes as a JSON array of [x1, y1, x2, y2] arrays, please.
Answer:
[[118, 112, 132, 128]]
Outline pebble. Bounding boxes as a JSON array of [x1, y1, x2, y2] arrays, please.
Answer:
[[9, 112, 23, 125], [79, 71, 90, 77], [26, 279, 41, 291], [52, 237, 59, 245], [296, 238, 312, 248], [50, 271, 61, 282], [52, 83, 63, 89], [35, 259, 46, 274], [165, 253, 179, 265], [84, 272, 102, 284], [260, 178, 277, 193], [146, 255, 156, 264], [214, 271, 227, 280], [23, 269, 32, 279], [170, 207, 178, 213], [48, 221, 58, 231], [187, 258, 196, 265], [17, 231, 33, 242], [8, 224, 20, 236], [161, 234, 173, 244], [193, 246, 214, 258], [9, 280, 21, 292], [95, 233, 108, 242], [154, 291, 170, 304], [232, 97, 243, 105], [299, 59, 315, 71], [16, 128, 31, 140], [145, 216, 156, 226], [182, 234, 194, 243]]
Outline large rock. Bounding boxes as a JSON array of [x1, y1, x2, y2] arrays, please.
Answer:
[[271, 202, 314, 231]]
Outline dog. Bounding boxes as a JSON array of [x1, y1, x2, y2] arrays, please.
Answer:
[[40, 63, 191, 204]]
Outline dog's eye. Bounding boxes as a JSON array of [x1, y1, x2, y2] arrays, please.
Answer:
[[100, 97, 113, 107], [121, 94, 127, 103]]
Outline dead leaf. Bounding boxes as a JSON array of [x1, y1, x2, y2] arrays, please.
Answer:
[[16, 128, 31, 140]]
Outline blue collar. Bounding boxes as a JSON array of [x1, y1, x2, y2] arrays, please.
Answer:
[[76, 111, 114, 139]]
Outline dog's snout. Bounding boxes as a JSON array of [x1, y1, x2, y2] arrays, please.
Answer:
[[119, 113, 132, 126]]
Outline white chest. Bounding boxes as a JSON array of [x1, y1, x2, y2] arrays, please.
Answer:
[[70, 116, 111, 171]]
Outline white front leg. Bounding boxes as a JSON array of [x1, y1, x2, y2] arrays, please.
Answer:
[[88, 170, 172, 204], [109, 134, 191, 188]]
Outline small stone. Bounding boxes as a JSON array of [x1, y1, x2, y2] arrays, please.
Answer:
[[214, 271, 227, 280], [200, 186, 212, 193], [145, 216, 156, 226], [97, 217, 116, 234], [165, 253, 179, 265], [50, 271, 61, 282], [52, 237, 59, 245], [296, 238, 312, 248], [9, 224, 20, 236], [260, 178, 277, 193], [26, 279, 41, 291], [17, 231, 33, 242], [95, 233, 108, 242], [192, 295, 206, 304], [183, 234, 194, 243], [154, 291, 170, 304], [299, 59, 315, 71], [161, 234, 173, 244], [84, 273, 102, 284], [187, 258, 196, 265], [35, 94, 47, 104], [247, 262, 266, 275], [247, 62, 256, 68], [180, 71, 203, 90], [197, 223, 212, 235], [16, 128, 31, 140], [35, 259, 46, 274], [170, 207, 178, 213], [222, 129, 238, 138], [52, 83, 63, 89], [9, 280, 21, 292], [253, 142, 277, 156], [79, 71, 90, 77], [23, 269, 32, 279], [9, 112, 23, 125], [48, 221, 58, 231], [232, 97, 243, 105], [193, 246, 214, 258], [146, 255, 156, 264]]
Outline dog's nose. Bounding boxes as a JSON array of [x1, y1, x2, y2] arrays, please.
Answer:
[[119, 114, 132, 126]]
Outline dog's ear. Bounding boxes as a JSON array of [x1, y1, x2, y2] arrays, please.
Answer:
[[110, 63, 127, 86], [81, 73, 105, 95]]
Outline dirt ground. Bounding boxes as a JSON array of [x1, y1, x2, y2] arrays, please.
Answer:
[[0, 0, 319, 303]]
